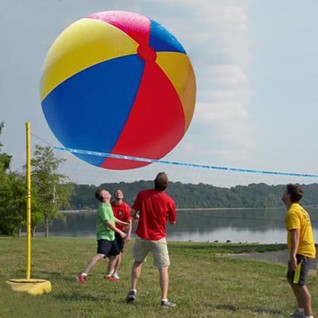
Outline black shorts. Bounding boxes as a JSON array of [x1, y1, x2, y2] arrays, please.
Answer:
[[97, 239, 120, 257], [286, 254, 312, 286], [115, 232, 125, 253]]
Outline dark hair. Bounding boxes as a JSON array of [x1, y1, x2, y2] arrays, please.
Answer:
[[286, 184, 303, 203], [95, 188, 104, 202], [154, 172, 168, 191]]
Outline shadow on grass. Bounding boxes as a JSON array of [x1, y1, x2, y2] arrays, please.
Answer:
[[215, 304, 282, 315], [53, 292, 101, 302], [32, 270, 77, 282]]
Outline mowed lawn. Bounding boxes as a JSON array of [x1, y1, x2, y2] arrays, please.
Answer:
[[0, 237, 317, 318]]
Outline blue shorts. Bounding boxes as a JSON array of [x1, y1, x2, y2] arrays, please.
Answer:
[[286, 254, 312, 286], [97, 239, 120, 257], [115, 232, 125, 253]]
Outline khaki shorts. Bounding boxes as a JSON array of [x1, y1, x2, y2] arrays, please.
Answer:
[[133, 236, 170, 268]]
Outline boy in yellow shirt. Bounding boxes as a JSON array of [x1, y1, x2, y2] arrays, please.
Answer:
[[282, 184, 316, 318]]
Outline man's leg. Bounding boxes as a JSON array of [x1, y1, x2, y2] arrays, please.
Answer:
[[131, 261, 143, 290], [78, 253, 105, 282], [159, 266, 169, 300], [113, 253, 122, 277], [82, 254, 105, 274], [126, 261, 143, 302], [126, 237, 148, 301], [291, 284, 313, 317], [113, 234, 124, 277], [106, 254, 119, 276]]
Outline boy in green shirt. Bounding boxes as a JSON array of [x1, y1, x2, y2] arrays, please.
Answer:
[[77, 188, 127, 283]]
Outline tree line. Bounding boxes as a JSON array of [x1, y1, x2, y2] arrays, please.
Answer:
[[69, 181, 318, 210]]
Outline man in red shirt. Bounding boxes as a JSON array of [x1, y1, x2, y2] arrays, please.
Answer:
[[126, 172, 177, 308], [111, 189, 132, 280]]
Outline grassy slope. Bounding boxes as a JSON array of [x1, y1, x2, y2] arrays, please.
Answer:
[[0, 237, 316, 318]]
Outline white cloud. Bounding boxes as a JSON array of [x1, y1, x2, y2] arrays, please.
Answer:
[[176, 0, 254, 166], [210, 65, 249, 86]]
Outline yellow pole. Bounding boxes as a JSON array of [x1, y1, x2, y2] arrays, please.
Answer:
[[6, 122, 51, 295], [26, 121, 31, 280]]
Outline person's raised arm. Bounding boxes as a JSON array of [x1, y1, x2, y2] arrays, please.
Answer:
[[167, 203, 177, 225], [125, 218, 132, 241], [130, 209, 140, 220], [104, 220, 126, 239], [114, 217, 129, 226]]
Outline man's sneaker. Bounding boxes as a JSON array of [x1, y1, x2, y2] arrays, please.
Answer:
[[126, 290, 136, 302], [104, 275, 120, 283], [77, 274, 87, 284], [161, 300, 176, 308], [289, 310, 305, 318], [112, 273, 120, 280]]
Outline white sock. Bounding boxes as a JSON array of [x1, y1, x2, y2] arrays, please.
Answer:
[[161, 298, 168, 302], [305, 316, 314, 318], [81, 273, 87, 276]]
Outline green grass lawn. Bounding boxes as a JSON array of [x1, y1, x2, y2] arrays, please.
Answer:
[[0, 237, 316, 318]]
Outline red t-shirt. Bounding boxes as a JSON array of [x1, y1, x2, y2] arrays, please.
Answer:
[[133, 189, 177, 240], [111, 201, 131, 232]]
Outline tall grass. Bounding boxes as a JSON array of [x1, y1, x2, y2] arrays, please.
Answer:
[[0, 237, 316, 318]]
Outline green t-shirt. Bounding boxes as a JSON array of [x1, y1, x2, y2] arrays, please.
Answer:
[[96, 203, 115, 241]]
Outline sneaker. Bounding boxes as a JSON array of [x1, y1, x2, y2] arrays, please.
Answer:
[[126, 290, 136, 302], [77, 274, 87, 284], [289, 310, 305, 318], [161, 300, 176, 308], [112, 273, 120, 280], [104, 275, 120, 283]]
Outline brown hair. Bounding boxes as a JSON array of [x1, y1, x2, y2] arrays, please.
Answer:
[[286, 184, 303, 203], [95, 188, 104, 202], [154, 172, 168, 191]]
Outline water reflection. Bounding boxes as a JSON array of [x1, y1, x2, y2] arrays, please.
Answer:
[[37, 208, 318, 244]]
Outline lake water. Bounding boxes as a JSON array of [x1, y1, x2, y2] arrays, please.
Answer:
[[37, 207, 318, 244]]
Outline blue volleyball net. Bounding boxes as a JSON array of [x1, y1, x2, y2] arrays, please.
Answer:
[[52, 145, 318, 187], [31, 133, 318, 187]]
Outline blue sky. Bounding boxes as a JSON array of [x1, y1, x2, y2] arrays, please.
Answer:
[[1, 0, 318, 186]]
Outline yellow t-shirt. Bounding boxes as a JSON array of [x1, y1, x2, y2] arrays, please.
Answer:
[[285, 203, 316, 258]]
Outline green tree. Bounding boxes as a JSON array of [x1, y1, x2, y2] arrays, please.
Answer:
[[0, 172, 26, 236], [0, 122, 12, 173], [31, 145, 74, 237], [0, 122, 24, 236]]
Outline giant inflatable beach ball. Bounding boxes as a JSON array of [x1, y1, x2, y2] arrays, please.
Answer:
[[40, 10, 196, 170]]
